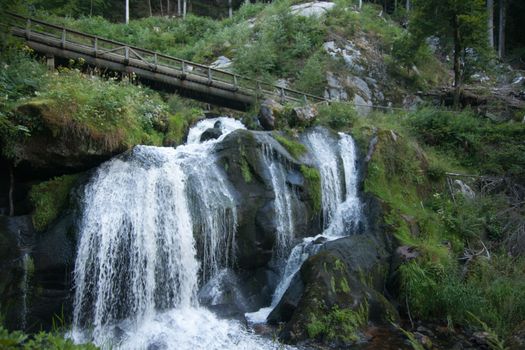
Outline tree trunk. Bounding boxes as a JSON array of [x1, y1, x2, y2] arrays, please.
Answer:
[[183, 0, 186, 18], [453, 15, 462, 108], [8, 165, 14, 217], [487, 0, 494, 48], [160, 0, 164, 16], [125, 0, 129, 24], [498, 0, 506, 58], [406, 0, 410, 11], [178, 0, 181, 16], [148, 0, 153, 16], [167, 0, 170, 16], [358, 0, 363, 10], [228, 0, 232, 18]]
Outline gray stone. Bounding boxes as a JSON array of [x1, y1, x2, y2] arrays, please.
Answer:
[[200, 128, 223, 142], [258, 99, 284, 130], [354, 94, 373, 116], [210, 56, 232, 70], [290, 2, 335, 18]]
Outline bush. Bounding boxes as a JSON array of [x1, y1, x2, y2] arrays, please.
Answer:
[[316, 102, 357, 130]]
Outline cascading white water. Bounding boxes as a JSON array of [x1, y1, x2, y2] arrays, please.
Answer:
[[261, 144, 296, 259], [247, 131, 362, 324], [71, 118, 294, 349], [303, 129, 345, 227], [72, 147, 200, 344], [186, 117, 246, 144]]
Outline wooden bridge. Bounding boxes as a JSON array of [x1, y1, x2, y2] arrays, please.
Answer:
[[6, 13, 326, 110]]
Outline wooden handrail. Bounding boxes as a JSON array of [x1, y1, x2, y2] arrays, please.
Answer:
[[6, 12, 326, 104]]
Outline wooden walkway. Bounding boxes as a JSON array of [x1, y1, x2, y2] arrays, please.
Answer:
[[6, 13, 326, 110]]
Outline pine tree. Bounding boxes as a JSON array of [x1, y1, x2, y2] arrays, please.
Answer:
[[410, 0, 487, 106]]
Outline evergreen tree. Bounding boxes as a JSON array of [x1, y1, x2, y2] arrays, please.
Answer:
[[410, 0, 487, 105]]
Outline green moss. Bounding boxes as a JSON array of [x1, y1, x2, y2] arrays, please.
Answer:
[[306, 304, 368, 343], [300, 165, 322, 215], [272, 133, 307, 159], [29, 174, 80, 231], [240, 157, 253, 183], [339, 277, 351, 293]]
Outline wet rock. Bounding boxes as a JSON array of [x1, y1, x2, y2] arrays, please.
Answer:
[[0, 215, 34, 330], [200, 128, 223, 142], [214, 130, 315, 270], [273, 195, 397, 345], [258, 99, 284, 131], [198, 268, 248, 320]]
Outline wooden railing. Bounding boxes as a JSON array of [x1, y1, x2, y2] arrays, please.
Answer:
[[6, 12, 326, 105]]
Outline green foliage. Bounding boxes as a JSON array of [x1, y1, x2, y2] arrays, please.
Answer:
[[33, 69, 167, 147], [234, 5, 326, 79], [164, 95, 203, 145], [352, 107, 525, 342], [301, 165, 322, 215], [316, 102, 358, 130], [272, 133, 307, 159], [408, 108, 525, 179], [410, 0, 489, 87], [293, 51, 329, 96], [29, 174, 80, 231], [306, 304, 368, 343], [0, 325, 98, 349], [0, 48, 47, 103]]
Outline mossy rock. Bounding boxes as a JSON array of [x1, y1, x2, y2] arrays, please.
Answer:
[[29, 174, 81, 232]]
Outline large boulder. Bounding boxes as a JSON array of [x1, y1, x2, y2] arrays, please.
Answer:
[[214, 130, 317, 270], [290, 2, 335, 18], [211, 130, 320, 310], [291, 105, 318, 127], [269, 195, 397, 346], [258, 99, 284, 131]]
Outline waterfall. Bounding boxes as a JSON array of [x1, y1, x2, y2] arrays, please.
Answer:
[[72, 148, 200, 342], [246, 131, 361, 324], [261, 144, 296, 259], [303, 129, 345, 227], [71, 118, 264, 349]]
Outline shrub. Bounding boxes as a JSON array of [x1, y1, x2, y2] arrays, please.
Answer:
[[316, 102, 358, 130]]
